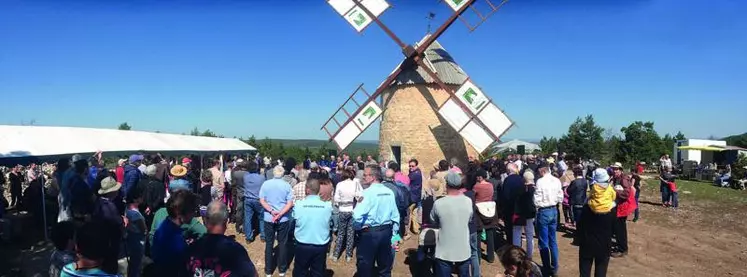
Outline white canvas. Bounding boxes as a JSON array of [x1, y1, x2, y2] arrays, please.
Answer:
[[477, 103, 513, 139], [437, 98, 470, 131], [459, 120, 494, 153], [333, 123, 362, 151]]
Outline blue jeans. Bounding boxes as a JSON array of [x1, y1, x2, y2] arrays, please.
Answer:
[[469, 232, 481, 277], [671, 191, 679, 208], [537, 207, 559, 276], [512, 218, 535, 259], [435, 259, 470, 277], [293, 242, 328, 277], [660, 185, 670, 204], [244, 198, 265, 241], [126, 238, 144, 277], [264, 220, 292, 275], [356, 226, 394, 277]]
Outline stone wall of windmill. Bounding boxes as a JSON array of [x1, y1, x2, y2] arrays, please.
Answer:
[[379, 83, 479, 172]]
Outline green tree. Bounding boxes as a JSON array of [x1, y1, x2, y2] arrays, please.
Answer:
[[558, 115, 604, 160], [190, 127, 200, 136], [118, 122, 132, 130], [620, 121, 663, 164], [247, 135, 257, 147], [539, 136, 559, 155], [200, 129, 217, 137]]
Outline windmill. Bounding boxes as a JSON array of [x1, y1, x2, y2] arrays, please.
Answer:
[[321, 0, 514, 169]]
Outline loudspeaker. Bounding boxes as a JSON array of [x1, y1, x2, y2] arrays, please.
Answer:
[[517, 145, 526, 155]]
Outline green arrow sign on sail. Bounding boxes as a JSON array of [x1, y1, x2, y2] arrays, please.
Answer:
[[357, 106, 376, 125], [456, 80, 489, 114], [463, 88, 477, 104], [352, 12, 367, 26], [354, 101, 382, 130], [445, 0, 469, 11]]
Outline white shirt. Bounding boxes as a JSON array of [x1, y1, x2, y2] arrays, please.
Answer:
[[224, 169, 232, 184], [334, 179, 363, 213], [534, 175, 564, 208]]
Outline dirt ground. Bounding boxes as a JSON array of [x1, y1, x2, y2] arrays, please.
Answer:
[[232, 178, 747, 277], [2, 177, 746, 277]]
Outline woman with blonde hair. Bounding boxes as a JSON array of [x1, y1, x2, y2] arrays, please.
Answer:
[[511, 170, 537, 259]]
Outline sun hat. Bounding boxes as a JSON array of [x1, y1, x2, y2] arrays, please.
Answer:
[[170, 164, 188, 177], [145, 164, 157, 177], [551, 152, 558, 156], [610, 162, 623, 169], [129, 154, 144, 163], [593, 168, 610, 184], [445, 171, 462, 188], [98, 177, 121, 195]]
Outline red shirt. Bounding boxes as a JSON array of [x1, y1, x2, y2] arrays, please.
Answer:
[[115, 166, 125, 184], [474, 180, 494, 203]]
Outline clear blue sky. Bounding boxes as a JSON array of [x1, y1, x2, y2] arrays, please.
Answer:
[[1, 0, 745, 141]]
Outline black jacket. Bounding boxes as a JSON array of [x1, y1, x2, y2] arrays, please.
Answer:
[[513, 185, 536, 226], [567, 178, 588, 206], [139, 176, 166, 213]]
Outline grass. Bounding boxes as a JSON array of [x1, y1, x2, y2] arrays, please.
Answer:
[[641, 175, 747, 204]]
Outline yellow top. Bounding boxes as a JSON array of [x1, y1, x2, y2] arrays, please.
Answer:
[[588, 183, 616, 214]]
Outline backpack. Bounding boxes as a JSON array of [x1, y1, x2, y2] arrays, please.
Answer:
[[392, 181, 411, 211]]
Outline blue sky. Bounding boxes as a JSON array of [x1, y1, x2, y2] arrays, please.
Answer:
[[1, 0, 745, 142]]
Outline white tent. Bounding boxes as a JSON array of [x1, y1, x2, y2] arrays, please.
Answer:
[[0, 125, 256, 159], [493, 139, 541, 153]]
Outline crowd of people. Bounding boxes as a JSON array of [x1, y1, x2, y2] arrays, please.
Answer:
[[0, 150, 652, 277]]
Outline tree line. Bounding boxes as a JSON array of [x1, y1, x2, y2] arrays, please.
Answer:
[[117, 123, 378, 163], [537, 115, 687, 167]]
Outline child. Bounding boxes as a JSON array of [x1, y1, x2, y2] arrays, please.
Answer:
[[560, 170, 574, 228], [60, 220, 121, 277], [497, 245, 542, 277], [50, 221, 76, 277], [587, 169, 617, 214], [199, 170, 214, 222], [125, 188, 147, 277], [666, 177, 679, 208]]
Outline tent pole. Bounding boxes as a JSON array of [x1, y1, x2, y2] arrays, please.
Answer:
[[39, 166, 48, 241]]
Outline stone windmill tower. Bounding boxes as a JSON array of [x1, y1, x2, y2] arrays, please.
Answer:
[[321, 0, 513, 170], [379, 39, 477, 170]]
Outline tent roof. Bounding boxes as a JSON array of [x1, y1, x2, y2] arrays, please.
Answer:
[[493, 139, 541, 152], [0, 125, 255, 159]]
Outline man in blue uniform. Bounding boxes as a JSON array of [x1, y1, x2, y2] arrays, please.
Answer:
[[353, 164, 400, 277], [292, 179, 333, 277]]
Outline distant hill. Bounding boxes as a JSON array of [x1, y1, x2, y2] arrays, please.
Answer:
[[723, 133, 747, 148], [265, 139, 379, 153]]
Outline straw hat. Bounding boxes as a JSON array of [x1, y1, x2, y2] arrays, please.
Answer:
[[170, 165, 188, 177], [98, 177, 121, 195]]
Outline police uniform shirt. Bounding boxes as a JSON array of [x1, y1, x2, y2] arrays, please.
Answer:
[[293, 195, 333, 245], [352, 182, 400, 234]]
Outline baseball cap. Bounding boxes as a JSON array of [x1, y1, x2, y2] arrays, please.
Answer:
[[445, 171, 462, 188], [129, 154, 144, 163], [182, 157, 192, 164]]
